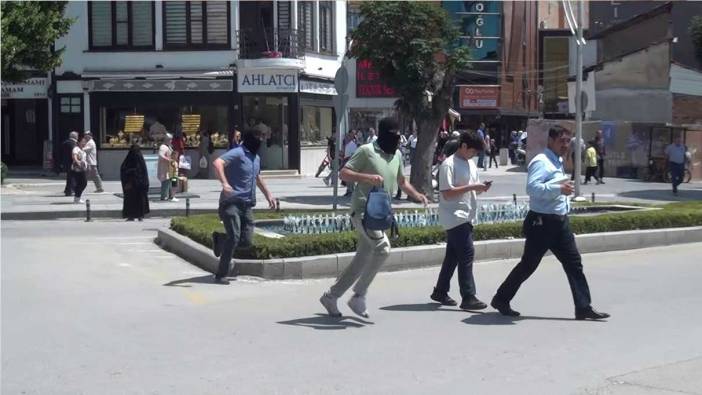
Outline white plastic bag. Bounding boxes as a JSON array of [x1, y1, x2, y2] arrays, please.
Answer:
[[179, 155, 192, 170], [199, 156, 208, 169]]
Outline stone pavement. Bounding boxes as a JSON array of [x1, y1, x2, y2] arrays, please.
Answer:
[[2, 218, 701, 394], [2, 164, 701, 219]]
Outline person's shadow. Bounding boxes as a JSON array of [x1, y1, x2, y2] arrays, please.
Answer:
[[462, 312, 604, 325], [163, 274, 219, 287], [380, 303, 466, 313], [277, 314, 373, 330]]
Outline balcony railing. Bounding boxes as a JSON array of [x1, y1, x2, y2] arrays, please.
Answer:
[[236, 29, 304, 60]]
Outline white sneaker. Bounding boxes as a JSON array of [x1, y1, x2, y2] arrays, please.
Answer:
[[347, 294, 369, 318], [74, 197, 85, 204], [320, 292, 342, 317], [170, 197, 179, 202]]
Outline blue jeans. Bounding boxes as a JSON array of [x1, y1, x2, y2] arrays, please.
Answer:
[[478, 151, 485, 169], [669, 161, 684, 192], [435, 222, 476, 298], [160, 180, 171, 200], [216, 201, 254, 278]]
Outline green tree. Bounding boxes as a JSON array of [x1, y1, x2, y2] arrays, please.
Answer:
[[350, 1, 469, 198], [690, 16, 702, 62], [1, 1, 73, 83]]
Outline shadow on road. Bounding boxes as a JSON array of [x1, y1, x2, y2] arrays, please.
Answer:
[[380, 303, 465, 313], [163, 274, 219, 287], [462, 312, 605, 325], [617, 188, 702, 202], [277, 313, 373, 330], [279, 195, 351, 206]]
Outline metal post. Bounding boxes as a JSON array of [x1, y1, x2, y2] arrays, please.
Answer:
[[573, 0, 586, 202], [185, 198, 190, 217], [591, 192, 595, 203], [85, 199, 91, 222], [276, 198, 281, 212], [513, 193, 517, 205]]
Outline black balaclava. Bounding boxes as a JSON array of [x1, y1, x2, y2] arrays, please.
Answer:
[[377, 117, 401, 155], [242, 132, 262, 154]]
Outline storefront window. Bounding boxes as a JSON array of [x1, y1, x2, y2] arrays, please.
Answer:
[[300, 105, 333, 145], [99, 103, 229, 149], [242, 95, 289, 170]]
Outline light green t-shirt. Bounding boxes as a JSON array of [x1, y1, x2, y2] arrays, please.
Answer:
[[345, 142, 403, 215]]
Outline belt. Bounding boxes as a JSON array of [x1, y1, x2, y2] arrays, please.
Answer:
[[528, 210, 567, 221]]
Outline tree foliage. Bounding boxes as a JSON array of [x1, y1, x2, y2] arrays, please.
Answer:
[[690, 16, 702, 62], [1, 1, 74, 82], [350, 2, 470, 196]]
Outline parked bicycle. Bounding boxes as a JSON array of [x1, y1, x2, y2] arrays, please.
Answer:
[[645, 158, 692, 183]]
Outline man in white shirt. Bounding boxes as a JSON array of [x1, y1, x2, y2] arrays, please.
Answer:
[[343, 130, 359, 196], [81, 131, 104, 193], [431, 131, 491, 310], [366, 128, 377, 144]]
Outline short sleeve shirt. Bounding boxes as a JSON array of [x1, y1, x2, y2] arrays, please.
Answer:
[[438, 154, 479, 230], [665, 144, 686, 164], [157, 144, 172, 181], [345, 142, 403, 215], [344, 141, 358, 159], [218, 146, 260, 206]]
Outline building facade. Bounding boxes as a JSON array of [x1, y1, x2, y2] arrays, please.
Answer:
[[47, 0, 346, 179]]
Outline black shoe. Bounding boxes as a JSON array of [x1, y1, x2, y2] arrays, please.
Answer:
[[491, 296, 520, 316], [460, 296, 488, 311], [213, 276, 230, 285], [430, 289, 457, 306], [575, 307, 610, 320], [212, 231, 224, 257]]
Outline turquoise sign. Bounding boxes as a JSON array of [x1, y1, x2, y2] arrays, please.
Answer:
[[443, 1, 502, 62]]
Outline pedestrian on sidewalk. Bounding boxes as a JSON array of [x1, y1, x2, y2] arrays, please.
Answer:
[[665, 134, 687, 195], [488, 138, 499, 168], [491, 126, 610, 321], [158, 133, 178, 202], [70, 138, 88, 204], [595, 130, 606, 184], [477, 123, 486, 170], [343, 130, 359, 197], [431, 131, 491, 311], [62, 131, 78, 196], [120, 144, 150, 221], [408, 130, 418, 165], [322, 136, 337, 187], [81, 131, 104, 193], [320, 117, 429, 318], [210, 129, 276, 284], [584, 141, 600, 185]]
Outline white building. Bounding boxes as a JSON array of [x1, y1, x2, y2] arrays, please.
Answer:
[[51, 0, 347, 179]]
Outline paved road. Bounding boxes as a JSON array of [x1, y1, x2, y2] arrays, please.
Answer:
[[3, 165, 702, 218], [2, 220, 701, 394]]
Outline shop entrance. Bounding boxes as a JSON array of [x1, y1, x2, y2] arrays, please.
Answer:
[[242, 95, 290, 170], [1, 99, 48, 165]]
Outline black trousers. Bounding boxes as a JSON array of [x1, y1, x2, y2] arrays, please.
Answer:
[[585, 166, 599, 183], [64, 170, 75, 195], [495, 211, 592, 309], [597, 158, 605, 180], [435, 223, 476, 298], [489, 154, 498, 168]]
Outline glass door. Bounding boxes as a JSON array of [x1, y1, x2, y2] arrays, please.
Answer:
[[242, 95, 288, 170]]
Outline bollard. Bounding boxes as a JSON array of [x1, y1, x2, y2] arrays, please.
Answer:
[[276, 198, 280, 212], [591, 192, 595, 203], [85, 199, 91, 222], [513, 194, 517, 205], [185, 198, 190, 217]]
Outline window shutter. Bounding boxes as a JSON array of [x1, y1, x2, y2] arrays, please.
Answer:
[[131, 2, 153, 46], [298, 1, 314, 50], [90, 2, 112, 47], [190, 1, 204, 44], [165, 1, 187, 45], [206, 1, 228, 44], [320, 2, 333, 52], [115, 2, 129, 45], [277, 1, 291, 31]]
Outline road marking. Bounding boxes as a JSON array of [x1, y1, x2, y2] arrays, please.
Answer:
[[183, 290, 207, 305]]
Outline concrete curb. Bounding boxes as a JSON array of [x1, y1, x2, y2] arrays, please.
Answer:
[[155, 226, 702, 280]]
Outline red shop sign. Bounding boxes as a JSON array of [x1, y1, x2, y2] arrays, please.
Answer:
[[459, 85, 500, 109], [356, 59, 396, 98]]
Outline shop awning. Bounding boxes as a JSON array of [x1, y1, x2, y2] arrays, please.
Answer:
[[81, 69, 234, 80]]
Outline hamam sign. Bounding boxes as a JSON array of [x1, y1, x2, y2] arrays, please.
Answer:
[[458, 85, 500, 109]]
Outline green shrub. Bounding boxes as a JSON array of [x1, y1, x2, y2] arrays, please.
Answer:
[[0, 162, 7, 184], [171, 202, 702, 259]]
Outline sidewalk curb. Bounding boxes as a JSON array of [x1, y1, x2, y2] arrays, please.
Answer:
[[1, 208, 214, 221], [155, 226, 702, 280]]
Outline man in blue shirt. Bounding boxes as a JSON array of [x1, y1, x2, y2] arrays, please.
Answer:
[[665, 134, 687, 195], [476, 122, 486, 170], [211, 129, 276, 284], [491, 126, 609, 320]]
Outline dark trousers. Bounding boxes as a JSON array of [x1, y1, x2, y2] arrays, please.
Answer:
[[64, 170, 75, 195], [570, 152, 579, 181], [215, 201, 254, 279], [495, 211, 592, 309], [71, 171, 87, 198], [435, 223, 476, 298], [489, 153, 498, 168], [597, 158, 605, 180], [585, 166, 599, 183], [478, 151, 485, 169], [669, 161, 684, 192]]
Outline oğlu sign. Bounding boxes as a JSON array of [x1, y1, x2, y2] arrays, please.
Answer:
[[237, 69, 298, 93]]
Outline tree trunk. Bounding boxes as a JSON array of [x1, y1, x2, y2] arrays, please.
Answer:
[[409, 116, 443, 200]]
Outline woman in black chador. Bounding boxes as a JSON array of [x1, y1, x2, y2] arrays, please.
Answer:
[[120, 144, 150, 221]]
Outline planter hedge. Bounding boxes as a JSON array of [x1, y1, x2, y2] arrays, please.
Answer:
[[171, 202, 702, 260]]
